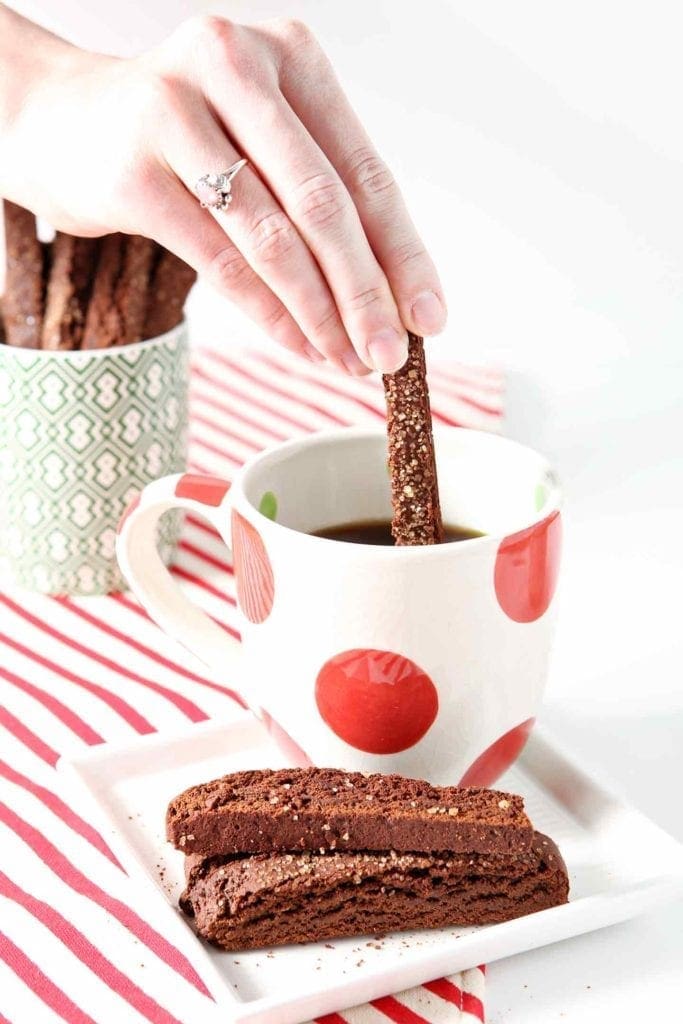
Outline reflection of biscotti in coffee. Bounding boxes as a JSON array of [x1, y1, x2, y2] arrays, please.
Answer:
[[2, 200, 44, 348], [143, 248, 196, 338], [83, 234, 155, 348], [42, 234, 100, 350], [383, 333, 444, 544], [166, 767, 533, 858], [179, 832, 569, 950]]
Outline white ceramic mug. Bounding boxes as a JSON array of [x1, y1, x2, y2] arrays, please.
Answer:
[[116, 427, 562, 785]]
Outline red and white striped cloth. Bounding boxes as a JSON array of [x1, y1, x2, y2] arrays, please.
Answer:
[[0, 345, 504, 1024]]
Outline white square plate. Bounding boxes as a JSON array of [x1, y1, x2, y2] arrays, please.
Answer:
[[59, 718, 683, 1024]]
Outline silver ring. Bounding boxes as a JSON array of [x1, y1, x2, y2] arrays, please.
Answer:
[[195, 159, 248, 212]]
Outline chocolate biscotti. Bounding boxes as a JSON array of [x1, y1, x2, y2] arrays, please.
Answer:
[[2, 200, 45, 347], [82, 234, 155, 349], [179, 832, 569, 951], [143, 248, 196, 338], [1, 202, 196, 350], [383, 332, 443, 544], [118, 235, 156, 343], [42, 234, 99, 350], [166, 767, 533, 858]]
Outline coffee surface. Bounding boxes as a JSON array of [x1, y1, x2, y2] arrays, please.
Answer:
[[313, 519, 484, 546]]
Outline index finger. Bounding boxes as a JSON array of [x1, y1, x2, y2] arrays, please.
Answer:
[[273, 33, 447, 338]]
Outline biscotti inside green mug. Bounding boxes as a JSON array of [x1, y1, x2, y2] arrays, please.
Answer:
[[0, 323, 189, 595]]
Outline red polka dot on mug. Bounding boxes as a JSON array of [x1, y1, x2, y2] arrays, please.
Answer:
[[315, 648, 439, 754], [494, 511, 562, 623], [459, 718, 535, 787]]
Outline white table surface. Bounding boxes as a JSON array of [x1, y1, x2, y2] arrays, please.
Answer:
[[9, 2, 683, 1020]]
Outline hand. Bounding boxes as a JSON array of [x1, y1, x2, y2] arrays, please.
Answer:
[[0, 13, 446, 374]]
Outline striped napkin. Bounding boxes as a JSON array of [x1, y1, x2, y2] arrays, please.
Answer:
[[0, 344, 503, 1024]]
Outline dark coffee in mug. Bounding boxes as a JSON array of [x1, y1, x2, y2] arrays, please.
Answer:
[[312, 519, 484, 546]]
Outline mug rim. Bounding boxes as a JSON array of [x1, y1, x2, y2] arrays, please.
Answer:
[[0, 319, 186, 361], [236, 426, 562, 557]]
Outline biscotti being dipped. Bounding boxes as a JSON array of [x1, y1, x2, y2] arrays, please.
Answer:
[[383, 332, 444, 545], [168, 768, 569, 951]]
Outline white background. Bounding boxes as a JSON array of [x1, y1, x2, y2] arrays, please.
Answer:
[[8, 1, 683, 1020]]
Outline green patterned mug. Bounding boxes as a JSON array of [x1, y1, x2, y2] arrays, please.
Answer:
[[0, 324, 188, 595]]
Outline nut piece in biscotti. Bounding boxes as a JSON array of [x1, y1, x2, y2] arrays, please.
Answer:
[[82, 234, 155, 349], [2, 200, 45, 348], [42, 234, 100, 351], [166, 767, 533, 859], [179, 832, 569, 950], [143, 248, 196, 339], [383, 332, 444, 544]]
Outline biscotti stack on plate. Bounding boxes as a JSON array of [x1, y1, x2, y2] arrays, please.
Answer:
[[1, 199, 196, 349], [167, 768, 569, 951]]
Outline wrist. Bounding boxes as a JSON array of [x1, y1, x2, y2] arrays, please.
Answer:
[[0, 6, 114, 205], [0, 8, 68, 126]]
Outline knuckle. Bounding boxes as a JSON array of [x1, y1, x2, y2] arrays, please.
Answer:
[[389, 239, 429, 270], [183, 14, 252, 76], [346, 149, 396, 198], [294, 174, 347, 230], [208, 245, 253, 292], [186, 13, 237, 48], [262, 302, 292, 333], [248, 211, 298, 264], [311, 306, 344, 340], [346, 285, 385, 313], [273, 17, 314, 50]]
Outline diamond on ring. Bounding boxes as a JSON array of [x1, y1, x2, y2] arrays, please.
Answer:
[[195, 159, 248, 212]]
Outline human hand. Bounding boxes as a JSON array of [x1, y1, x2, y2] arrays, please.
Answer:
[[1, 14, 446, 374]]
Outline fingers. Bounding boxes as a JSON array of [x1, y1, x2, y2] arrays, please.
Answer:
[[145, 172, 321, 364], [290, 119, 447, 339], [192, 20, 409, 372], [271, 26, 447, 338], [161, 100, 370, 375]]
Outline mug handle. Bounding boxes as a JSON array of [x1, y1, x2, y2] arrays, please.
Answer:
[[116, 472, 244, 687], [117, 471, 314, 767]]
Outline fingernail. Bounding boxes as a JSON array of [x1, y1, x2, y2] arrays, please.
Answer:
[[303, 343, 325, 364], [367, 327, 409, 373], [341, 351, 371, 376], [411, 290, 446, 335]]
